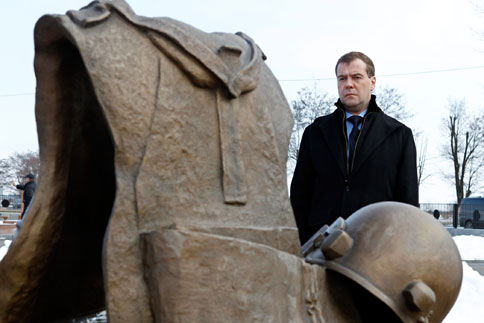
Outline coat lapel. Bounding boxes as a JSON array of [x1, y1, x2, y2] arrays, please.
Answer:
[[351, 113, 401, 176], [318, 110, 347, 177]]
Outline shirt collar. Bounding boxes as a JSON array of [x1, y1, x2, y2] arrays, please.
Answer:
[[345, 109, 367, 119]]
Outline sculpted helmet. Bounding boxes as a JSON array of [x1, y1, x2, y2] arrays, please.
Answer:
[[303, 202, 463, 323]]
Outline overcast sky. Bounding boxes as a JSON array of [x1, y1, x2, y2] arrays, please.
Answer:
[[1, 0, 483, 202]]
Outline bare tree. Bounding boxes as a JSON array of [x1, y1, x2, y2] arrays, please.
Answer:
[[287, 87, 335, 174], [441, 98, 484, 205], [287, 85, 418, 176], [375, 86, 413, 123], [471, 0, 484, 41], [415, 135, 430, 186], [0, 151, 40, 194]]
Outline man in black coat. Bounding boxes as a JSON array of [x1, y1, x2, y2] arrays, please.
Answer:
[[12, 173, 37, 218], [290, 52, 418, 245]]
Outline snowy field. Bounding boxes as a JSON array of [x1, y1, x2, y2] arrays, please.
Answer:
[[0, 240, 10, 261], [444, 235, 484, 323], [0, 235, 483, 322]]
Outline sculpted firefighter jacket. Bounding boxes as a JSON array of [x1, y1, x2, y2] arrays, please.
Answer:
[[290, 95, 419, 244]]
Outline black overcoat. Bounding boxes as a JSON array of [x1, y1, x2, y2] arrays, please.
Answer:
[[290, 96, 419, 244]]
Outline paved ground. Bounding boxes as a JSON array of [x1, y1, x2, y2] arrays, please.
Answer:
[[447, 227, 484, 237], [0, 210, 20, 244], [0, 229, 17, 245], [465, 260, 484, 275], [0, 208, 21, 220], [0, 237, 10, 249]]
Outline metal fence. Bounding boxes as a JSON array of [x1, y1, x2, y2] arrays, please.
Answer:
[[420, 203, 457, 227], [0, 198, 473, 225]]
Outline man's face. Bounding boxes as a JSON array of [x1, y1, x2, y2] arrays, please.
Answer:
[[336, 58, 376, 115]]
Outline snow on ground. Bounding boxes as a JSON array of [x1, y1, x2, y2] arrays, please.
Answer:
[[0, 235, 483, 322], [444, 262, 484, 322], [452, 235, 484, 260], [444, 235, 484, 323], [0, 240, 11, 261]]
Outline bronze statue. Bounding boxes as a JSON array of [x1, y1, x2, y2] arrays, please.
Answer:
[[303, 202, 463, 323], [0, 1, 462, 322], [0, 1, 298, 321]]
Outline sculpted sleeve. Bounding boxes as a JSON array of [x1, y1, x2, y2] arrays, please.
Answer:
[[290, 126, 316, 244], [394, 127, 419, 207]]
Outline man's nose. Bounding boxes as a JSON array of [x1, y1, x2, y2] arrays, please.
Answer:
[[344, 79, 354, 88]]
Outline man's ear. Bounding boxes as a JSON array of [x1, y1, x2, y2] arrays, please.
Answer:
[[370, 76, 376, 91]]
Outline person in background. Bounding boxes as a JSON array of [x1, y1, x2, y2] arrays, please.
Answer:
[[11, 173, 37, 219], [433, 209, 440, 220], [473, 209, 480, 229], [290, 51, 419, 245]]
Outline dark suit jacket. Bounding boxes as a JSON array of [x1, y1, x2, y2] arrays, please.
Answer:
[[290, 95, 418, 244]]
